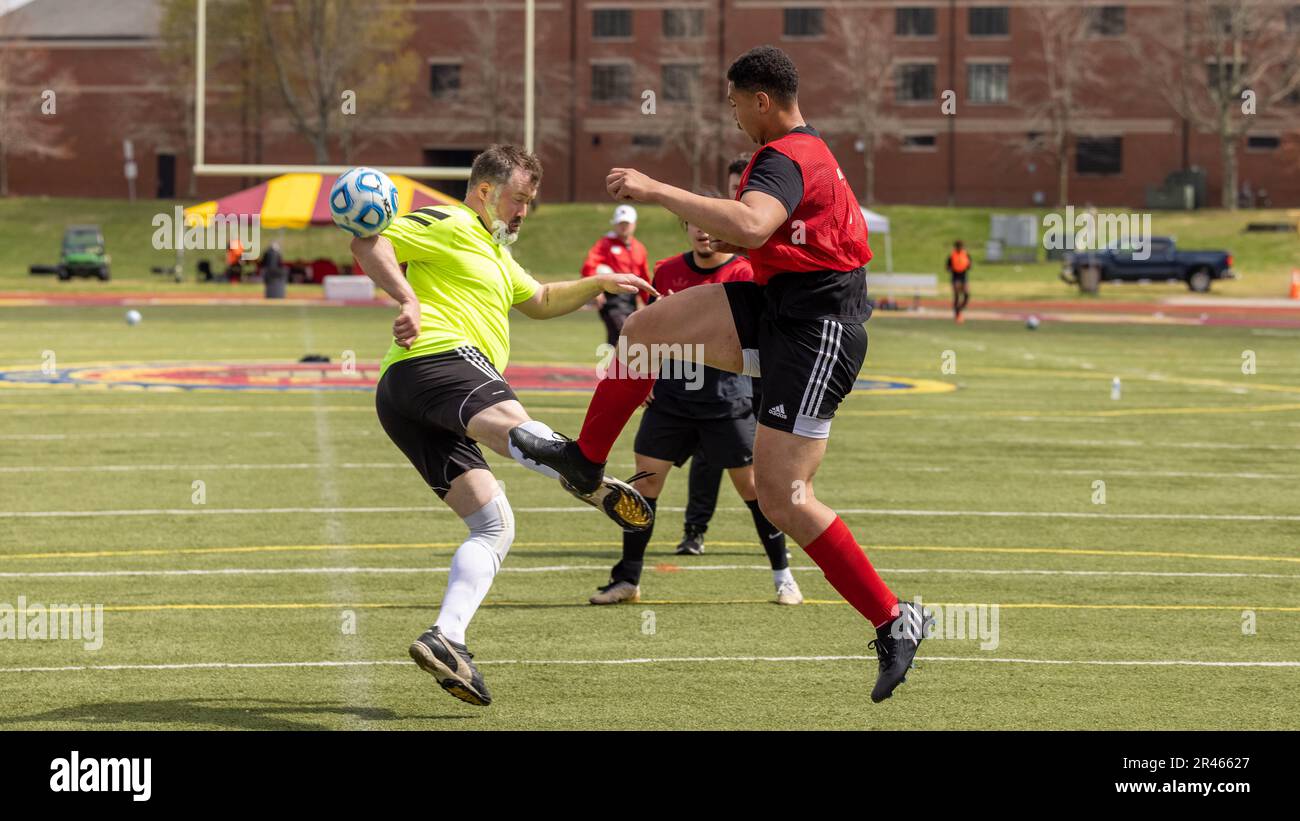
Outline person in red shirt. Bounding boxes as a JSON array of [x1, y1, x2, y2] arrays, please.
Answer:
[[588, 194, 803, 608], [946, 240, 972, 323], [579, 204, 650, 347], [510, 46, 931, 704]]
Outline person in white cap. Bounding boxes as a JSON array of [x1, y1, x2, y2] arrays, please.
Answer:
[[579, 203, 651, 346]]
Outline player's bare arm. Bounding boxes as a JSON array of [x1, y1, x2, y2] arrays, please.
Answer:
[[515, 272, 657, 320], [350, 235, 421, 349], [605, 167, 787, 249]]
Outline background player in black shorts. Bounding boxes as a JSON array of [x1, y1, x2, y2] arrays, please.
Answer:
[[946, 239, 972, 323], [589, 199, 803, 607]]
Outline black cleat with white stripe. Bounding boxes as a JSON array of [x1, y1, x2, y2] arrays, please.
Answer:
[[409, 626, 491, 707], [868, 600, 934, 703]]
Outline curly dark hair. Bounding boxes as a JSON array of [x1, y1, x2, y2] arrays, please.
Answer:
[[726, 154, 752, 177], [726, 45, 798, 103]]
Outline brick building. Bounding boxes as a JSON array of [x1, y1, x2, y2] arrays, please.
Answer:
[[3, 0, 1298, 206]]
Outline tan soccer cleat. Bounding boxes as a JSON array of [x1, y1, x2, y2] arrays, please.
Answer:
[[775, 578, 804, 606], [588, 580, 641, 605]]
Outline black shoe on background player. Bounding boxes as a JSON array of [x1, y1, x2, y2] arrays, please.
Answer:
[[675, 525, 705, 556], [509, 426, 655, 532], [409, 626, 491, 706], [868, 600, 933, 703]]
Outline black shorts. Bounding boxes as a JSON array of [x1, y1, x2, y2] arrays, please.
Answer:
[[951, 272, 969, 286], [724, 272, 868, 439], [634, 405, 756, 469], [374, 347, 518, 498]]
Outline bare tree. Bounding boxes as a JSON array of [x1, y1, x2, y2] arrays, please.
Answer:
[[0, 14, 74, 196], [647, 49, 734, 193], [254, 0, 418, 164], [1017, 5, 1104, 207], [824, 3, 903, 205], [435, 4, 572, 151], [1135, 0, 1300, 209]]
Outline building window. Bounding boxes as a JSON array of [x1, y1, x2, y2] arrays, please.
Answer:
[[901, 133, 938, 151], [592, 64, 632, 103], [1086, 6, 1126, 36], [663, 8, 704, 38], [895, 63, 936, 102], [1247, 135, 1280, 151], [783, 8, 824, 37], [1288, 5, 1300, 31], [631, 134, 663, 148], [593, 9, 632, 39], [1077, 137, 1122, 174], [1206, 59, 1247, 90], [967, 63, 1009, 103], [429, 63, 460, 99], [969, 6, 1009, 36], [896, 7, 936, 37], [662, 63, 700, 103]]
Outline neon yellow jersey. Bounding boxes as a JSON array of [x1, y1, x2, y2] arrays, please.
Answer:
[[378, 203, 540, 376]]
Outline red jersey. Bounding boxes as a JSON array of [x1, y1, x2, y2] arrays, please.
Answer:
[[650, 251, 753, 298], [737, 130, 872, 286], [580, 233, 650, 279]]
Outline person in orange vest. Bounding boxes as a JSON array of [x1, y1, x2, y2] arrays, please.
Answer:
[[226, 237, 245, 282], [579, 204, 650, 346], [946, 240, 971, 323]]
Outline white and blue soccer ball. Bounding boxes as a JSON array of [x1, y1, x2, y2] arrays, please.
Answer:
[[1026, 315, 1041, 330], [329, 167, 399, 238], [125, 309, 142, 326]]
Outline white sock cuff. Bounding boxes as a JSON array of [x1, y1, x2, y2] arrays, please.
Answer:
[[462, 493, 514, 567]]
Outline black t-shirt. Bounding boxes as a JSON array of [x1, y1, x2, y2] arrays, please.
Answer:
[[739, 125, 820, 217]]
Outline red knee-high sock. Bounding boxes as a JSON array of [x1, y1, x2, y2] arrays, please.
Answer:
[[803, 517, 899, 628], [577, 357, 655, 464]]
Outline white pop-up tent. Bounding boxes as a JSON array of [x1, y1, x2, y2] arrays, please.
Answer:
[[860, 206, 893, 273]]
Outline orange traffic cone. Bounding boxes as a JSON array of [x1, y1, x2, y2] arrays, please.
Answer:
[[1290, 270, 1300, 300]]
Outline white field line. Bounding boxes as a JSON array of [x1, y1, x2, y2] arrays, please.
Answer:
[[2, 462, 1296, 482], [4, 506, 1299, 522], [1, 565, 1297, 581], [2, 655, 1298, 675]]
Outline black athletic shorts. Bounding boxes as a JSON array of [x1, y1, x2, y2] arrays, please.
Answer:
[[374, 346, 518, 498], [634, 404, 756, 469], [951, 272, 968, 285], [723, 269, 868, 439]]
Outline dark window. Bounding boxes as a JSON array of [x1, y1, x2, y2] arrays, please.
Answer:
[[901, 134, 937, 149], [662, 64, 700, 102], [1086, 6, 1126, 36], [895, 63, 936, 101], [1206, 60, 1247, 91], [663, 8, 704, 38], [631, 134, 663, 148], [969, 6, 1009, 36], [1247, 135, 1280, 150], [896, 7, 936, 36], [967, 63, 1009, 103], [592, 64, 633, 103], [1076, 137, 1122, 174], [593, 9, 632, 39], [1289, 6, 1300, 31], [429, 63, 460, 99], [422, 149, 477, 200], [783, 8, 824, 37]]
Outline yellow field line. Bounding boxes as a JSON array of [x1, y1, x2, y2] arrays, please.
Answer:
[[49, 600, 1300, 614], [4, 541, 1297, 564]]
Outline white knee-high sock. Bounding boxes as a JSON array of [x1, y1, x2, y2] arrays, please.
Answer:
[[508, 419, 562, 479], [434, 494, 515, 644]]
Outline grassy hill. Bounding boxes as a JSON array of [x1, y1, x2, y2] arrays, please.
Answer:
[[2, 196, 1295, 300]]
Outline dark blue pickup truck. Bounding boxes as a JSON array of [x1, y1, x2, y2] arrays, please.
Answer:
[[1061, 237, 1235, 293]]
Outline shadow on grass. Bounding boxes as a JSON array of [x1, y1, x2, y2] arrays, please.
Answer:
[[0, 698, 473, 730]]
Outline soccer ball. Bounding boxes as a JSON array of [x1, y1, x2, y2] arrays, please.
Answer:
[[329, 167, 399, 238], [125, 309, 142, 326], [1026, 315, 1041, 330]]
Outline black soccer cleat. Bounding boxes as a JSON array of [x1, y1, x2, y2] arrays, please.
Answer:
[[675, 526, 705, 556], [868, 601, 933, 703], [509, 426, 604, 494], [408, 626, 492, 707], [509, 426, 655, 532]]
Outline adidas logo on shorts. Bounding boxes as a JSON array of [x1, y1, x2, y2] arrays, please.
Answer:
[[768, 404, 788, 420]]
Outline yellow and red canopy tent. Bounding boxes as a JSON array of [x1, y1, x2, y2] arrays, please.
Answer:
[[183, 172, 459, 229]]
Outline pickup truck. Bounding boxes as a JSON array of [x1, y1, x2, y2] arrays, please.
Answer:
[[1060, 237, 1234, 293]]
